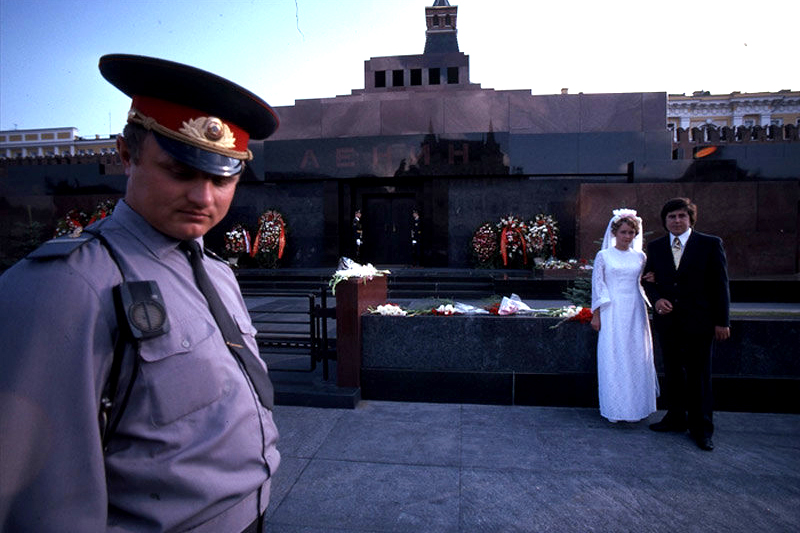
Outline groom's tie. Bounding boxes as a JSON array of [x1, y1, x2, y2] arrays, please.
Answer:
[[180, 240, 274, 410], [671, 236, 683, 269]]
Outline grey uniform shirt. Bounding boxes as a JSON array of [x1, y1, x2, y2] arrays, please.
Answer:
[[0, 200, 279, 532]]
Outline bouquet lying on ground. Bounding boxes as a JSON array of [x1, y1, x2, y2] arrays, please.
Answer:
[[547, 306, 593, 329], [367, 294, 593, 321]]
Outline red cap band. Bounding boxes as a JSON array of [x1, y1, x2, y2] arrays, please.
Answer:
[[130, 95, 250, 153]]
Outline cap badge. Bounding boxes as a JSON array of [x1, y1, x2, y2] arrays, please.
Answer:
[[180, 117, 236, 149]]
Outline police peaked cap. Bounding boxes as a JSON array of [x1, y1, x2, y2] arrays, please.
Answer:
[[99, 54, 279, 176]]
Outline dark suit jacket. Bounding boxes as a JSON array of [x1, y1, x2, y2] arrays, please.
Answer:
[[643, 230, 730, 333]]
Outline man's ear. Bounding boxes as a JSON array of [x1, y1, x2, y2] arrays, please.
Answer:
[[117, 136, 132, 176]]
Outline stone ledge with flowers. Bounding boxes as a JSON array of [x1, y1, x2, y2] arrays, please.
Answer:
[[360, 298, 600, 406], [363, 301, 597, 374], [358, 295, 800, 411], [362, 295, 596, 374]]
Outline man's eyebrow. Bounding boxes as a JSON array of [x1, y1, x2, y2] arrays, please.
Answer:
[[161, 158, 198, 176]]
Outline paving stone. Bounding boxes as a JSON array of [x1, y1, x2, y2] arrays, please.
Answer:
[[266, 402, 800, 532]]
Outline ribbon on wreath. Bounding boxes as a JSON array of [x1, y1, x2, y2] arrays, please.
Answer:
[[242, 228, 251, 254], [249, 231, 259, 257], [277, 222, 285, 259], [500, 226, 527, 266], [67, 210, 84, 228]]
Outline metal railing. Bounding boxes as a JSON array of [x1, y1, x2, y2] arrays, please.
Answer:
[[246, 286, 336, 380]]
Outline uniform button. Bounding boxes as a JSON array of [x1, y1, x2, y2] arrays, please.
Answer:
[[182, 340, 190, 348]]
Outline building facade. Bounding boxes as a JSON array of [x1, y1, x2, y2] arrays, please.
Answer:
[[667, 90, 800, 163], [0, 127, 117, 158], [668, 90, 800, 132]]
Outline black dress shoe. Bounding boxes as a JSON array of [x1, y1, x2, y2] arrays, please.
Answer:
[[649, 419, 687, 433], [695, 436, 714, 451]]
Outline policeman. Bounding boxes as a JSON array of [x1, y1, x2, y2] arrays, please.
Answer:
[[0, 55, 280, 532]]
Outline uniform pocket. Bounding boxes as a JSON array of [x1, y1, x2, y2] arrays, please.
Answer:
[[138, 316, 225, 426], [233, 312, 258, 337], [233, 312, 262, 356]]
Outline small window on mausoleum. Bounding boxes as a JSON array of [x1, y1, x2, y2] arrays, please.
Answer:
[[447, 67, 459, 84], [375, 70, 386, 88]]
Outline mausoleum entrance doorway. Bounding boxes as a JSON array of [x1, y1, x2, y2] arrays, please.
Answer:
[[362, 193, 416, 266]]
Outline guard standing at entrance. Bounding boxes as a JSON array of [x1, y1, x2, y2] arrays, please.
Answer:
[[352, 209, 363, 262], [411, 209, 421, 266]]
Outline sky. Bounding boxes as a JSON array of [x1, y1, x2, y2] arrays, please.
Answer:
[[1, 0, 797, 137]]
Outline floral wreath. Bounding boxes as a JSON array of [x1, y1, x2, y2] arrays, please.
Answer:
[[87, 199, 116, 225], [251, 210, 287, 260], [526, 213, 559, 259], [470, 222, 499, 266], [54, 209, 87, 238], [53, 199, 117, 237], [497, 215, 528, 266], [224, 223, 251, 256]]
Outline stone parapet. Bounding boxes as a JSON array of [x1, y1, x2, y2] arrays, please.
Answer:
[[361, 314, 800, 413]]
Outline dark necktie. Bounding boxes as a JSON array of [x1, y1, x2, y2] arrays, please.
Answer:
[[180, 240, 274, 410]]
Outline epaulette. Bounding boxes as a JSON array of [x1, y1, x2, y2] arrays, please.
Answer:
[[204, 247, 228, 263], [26, 233, 97, 260]]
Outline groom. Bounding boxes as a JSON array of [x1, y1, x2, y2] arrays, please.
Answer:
[[643, 198, 730, 451]]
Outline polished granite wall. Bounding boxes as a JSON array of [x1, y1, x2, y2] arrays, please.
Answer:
[[361, 315, 800, 376], [578, 181, 800, 276]]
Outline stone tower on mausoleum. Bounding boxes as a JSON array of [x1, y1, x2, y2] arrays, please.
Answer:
[[355, 0, 474, 96], [424, 0, 459, 54]]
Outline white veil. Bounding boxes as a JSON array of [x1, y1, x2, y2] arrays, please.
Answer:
[[601, 208, 643, 251]]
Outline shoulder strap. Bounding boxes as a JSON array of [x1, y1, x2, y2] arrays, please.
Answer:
[[27, 233, 96, 260], [204, 246, 227, 263], [81, 228, 142, 450]]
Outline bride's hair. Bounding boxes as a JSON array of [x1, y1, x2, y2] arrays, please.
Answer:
[[611, 215, 640, 235]]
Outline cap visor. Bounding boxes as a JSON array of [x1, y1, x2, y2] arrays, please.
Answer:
[[153, 133, 243, 177]]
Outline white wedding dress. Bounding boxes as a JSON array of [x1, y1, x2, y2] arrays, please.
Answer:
[[591, 247, 658, 422]]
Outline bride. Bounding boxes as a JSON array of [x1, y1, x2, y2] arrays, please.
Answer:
[[590, 209, 659, 423]]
